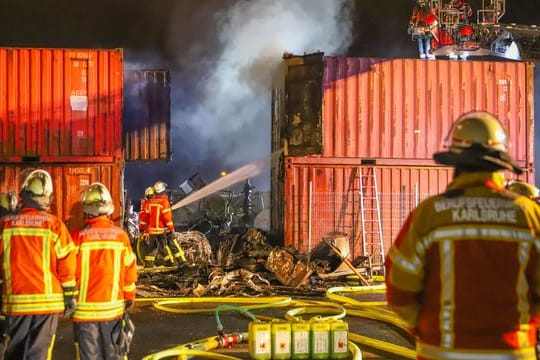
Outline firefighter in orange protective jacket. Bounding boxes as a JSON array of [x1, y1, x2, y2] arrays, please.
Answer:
[[71, 182, 137, 359], [0, 169, 77, 360], [137, 186, 154, 264], [140, 181, 185, 267], [138, 186, 154, 234], [385, 111, 540, 360]]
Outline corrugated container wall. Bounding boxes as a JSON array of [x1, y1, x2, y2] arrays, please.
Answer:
[[0, 48, 123, 162], [272, 54, 535, 255], [279, 55, 534, 169], [0, 162, 123, 231], [123, 70, 171, 161], [282, 157, 535, 258]]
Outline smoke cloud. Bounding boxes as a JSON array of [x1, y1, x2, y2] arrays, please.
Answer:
[[125, 0, 354, 198]]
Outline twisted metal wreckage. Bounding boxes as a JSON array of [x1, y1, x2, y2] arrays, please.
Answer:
[[135, 228, 377, 298]]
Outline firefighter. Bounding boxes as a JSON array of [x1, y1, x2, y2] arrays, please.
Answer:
[[385, 111, 540, 360], [0, 169, 77, 359], [140, 181, 185, 267], [137, 186, 154, 264], [138, 186, 154, 234], [506, 180, 540, 203], [0, 191, 17, 218], [70, 182, 137, 359], [409, 0, 439, 59]]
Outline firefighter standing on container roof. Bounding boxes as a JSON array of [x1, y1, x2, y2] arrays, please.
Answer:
[[0, 169, 77, 359], [139, 181, 185, 267], [409, 0, 439, 59], [385, 111, 540, 360], [70, 182, 137, 360]]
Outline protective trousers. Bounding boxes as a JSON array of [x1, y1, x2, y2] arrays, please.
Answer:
[[4, 314, 58, 360], [140, 234, 184, 267], [73, 319, 125, 360]]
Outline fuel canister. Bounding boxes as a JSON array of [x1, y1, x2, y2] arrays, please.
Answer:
[[310, 318, 330, 360], [291, 320, 310, 359], [330, 320, 349, 359], [248, 321, 272, 360], [271, 320, 292, 360]]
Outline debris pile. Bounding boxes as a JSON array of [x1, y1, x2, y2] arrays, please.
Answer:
[[136, 228, 380, 298]]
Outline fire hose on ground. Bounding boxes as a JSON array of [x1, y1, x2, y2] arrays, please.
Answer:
[[138, 285, 416, 360]]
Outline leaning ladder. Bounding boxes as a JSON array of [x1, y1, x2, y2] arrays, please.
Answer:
[[358, 167, 385, 273]]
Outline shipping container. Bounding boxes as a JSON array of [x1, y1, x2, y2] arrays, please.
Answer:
[[280, 157, 535, 260], [275, 54, 535, 168], [0, 162, 124, 231], [124, 70, 171, 161], [0, 48, 124, 162]]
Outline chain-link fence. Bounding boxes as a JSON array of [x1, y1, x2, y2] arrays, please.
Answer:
[[292, 189, 438, 261]]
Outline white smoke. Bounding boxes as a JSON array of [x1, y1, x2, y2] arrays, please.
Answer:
[[169, 0, 354, 177]]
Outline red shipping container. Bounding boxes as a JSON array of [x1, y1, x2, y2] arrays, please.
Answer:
[[0, 162, 124, 231], [124, 70, 171, 161], [278, 55, 534, 168], [0, 48, 123, 162], [280, 157, 535, 260]]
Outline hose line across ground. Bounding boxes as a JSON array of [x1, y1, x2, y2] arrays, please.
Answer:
[[139, 284, 416, 359]]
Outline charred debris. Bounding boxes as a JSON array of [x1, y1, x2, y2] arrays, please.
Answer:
[[128, 174, 382, 298]]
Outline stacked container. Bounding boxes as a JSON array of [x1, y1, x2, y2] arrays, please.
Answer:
[[271, 53, 535, 259], [0, 48, 171, 230]]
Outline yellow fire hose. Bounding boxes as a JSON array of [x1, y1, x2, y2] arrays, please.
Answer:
[[139, 285, 416, 359]]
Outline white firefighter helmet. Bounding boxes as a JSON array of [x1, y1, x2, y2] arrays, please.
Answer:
[[81, 182, 115, 217], [433, 111, 522, 174], [506, 180, 540, 200], [153, 181, 167, 195], [20, 169, 54, 209], [0, 191, 17, 213], [144, 186, 154, 198]]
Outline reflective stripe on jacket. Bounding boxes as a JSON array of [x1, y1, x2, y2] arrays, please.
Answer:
[[0, 208, 76, 315], [138, 198, 148, 231], [144, 195, 174, 234], [385, 172, 540, 359], [71, 216, 137, 322]]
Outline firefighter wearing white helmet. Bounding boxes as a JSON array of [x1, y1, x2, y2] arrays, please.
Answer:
[[386, 111, 540, 360], [81, 182, 115, 217], [20, 168, 55, 210], [0, 190, 18, 218], [0, 169, 77, 359], [71, 182, 137, 359], [139, 181, 185, 267]]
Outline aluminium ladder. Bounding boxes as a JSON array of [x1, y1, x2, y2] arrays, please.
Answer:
[[358, 166, 385, 274]]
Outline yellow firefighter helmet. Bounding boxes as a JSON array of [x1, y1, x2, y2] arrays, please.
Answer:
[[20, 169, 54, 209], [144, 187, 154, 198], [81, 182, 114, 217], [0, 191, 17, 213], [506, 180, 540, 200], [433, 111, 522, 174], [153, 181, 168, 195]]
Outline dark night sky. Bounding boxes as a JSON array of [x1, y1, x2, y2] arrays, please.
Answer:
[[1, 0, 539, 197]]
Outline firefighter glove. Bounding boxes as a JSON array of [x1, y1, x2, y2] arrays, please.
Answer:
[[62, 286, 78, 317], [125, 300, 135, 312]]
